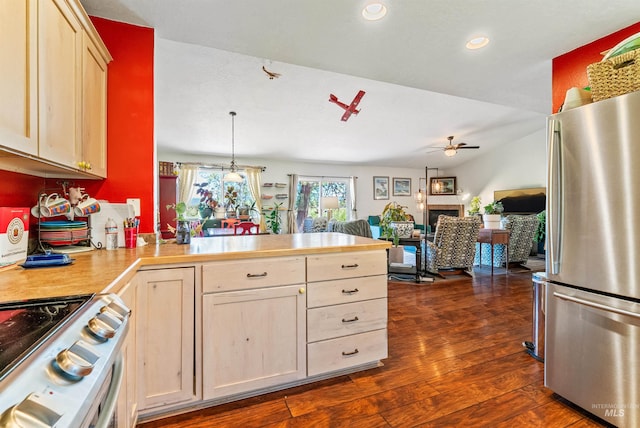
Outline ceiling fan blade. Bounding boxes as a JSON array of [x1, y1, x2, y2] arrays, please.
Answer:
[[458, 145, 480, 149], [425, 148, 443, 154], [454, 142, 467, 148]]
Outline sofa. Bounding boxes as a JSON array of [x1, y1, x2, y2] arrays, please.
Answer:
[[327, 218, 372, 238]]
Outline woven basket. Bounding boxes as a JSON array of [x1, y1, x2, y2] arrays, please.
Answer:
[[587, 49, 640, 101]]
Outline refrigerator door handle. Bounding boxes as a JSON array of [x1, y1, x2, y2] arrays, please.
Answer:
[[547, 119, 562, 274], [553, 291, 640, 319]]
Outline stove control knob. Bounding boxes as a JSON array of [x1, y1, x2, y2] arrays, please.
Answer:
[[0, 393, 61, 427], [99, 299, 131, 321], [87, 310, 122, 340], [54, 340, 99, 379]]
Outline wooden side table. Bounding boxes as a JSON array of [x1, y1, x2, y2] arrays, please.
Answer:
[[477, 228, 510, 275]]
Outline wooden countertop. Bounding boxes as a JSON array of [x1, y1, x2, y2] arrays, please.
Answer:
[[0, 233, 391, 302]]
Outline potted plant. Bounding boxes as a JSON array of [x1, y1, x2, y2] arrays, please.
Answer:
[[224, 185, 239, 218], [194, 182, 218, 219], [165, 201, 191, 244], [482, 201, 504, 229], [467, 196, 482, 216], [380, 202, 413, 239], [265, 202, 283, 234], [237, 200, 258, 221], [535, 210, 546, 254], [388, 229, 405, 264]]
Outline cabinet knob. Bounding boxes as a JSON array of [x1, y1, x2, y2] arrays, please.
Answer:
[[298, 288, 306, 294]]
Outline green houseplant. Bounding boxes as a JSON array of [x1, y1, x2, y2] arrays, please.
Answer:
[[165, 201, 191, 244], [265, 202, 283, 234], [193, 182, 218, 219], [467, 196, 482, 216], [380, 202, 411, 239], [482, 201, 504, 229]]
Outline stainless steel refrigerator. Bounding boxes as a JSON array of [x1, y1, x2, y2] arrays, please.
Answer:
[[545, 90, 640, 427]]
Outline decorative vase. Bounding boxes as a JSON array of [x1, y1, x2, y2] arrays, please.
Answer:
[[483, 214, 502, 229], [176, 220, 191, 244], [214, 207, 226, 219], [390, 221, 414, 238], [389, 246, 405, 264], [226, 208, 237, 219], [237, 206, 250, 221]]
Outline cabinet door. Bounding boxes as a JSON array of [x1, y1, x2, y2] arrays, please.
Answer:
[[38, 0, 82, 168], [0, 0, 38, 155], [117, 281, 138, 428], [136, 268, 195, 412], [202, 284, 306, 399], [81, 32, 108, 177]]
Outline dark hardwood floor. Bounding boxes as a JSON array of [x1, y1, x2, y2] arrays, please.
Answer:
[[138, 267, 609, 428]]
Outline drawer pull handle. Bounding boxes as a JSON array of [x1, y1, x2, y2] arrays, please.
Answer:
[[342, 348, 359, 356], [247, 272, 268, 278], [342, 316, 359, 323], [341, 264, 359, 269], [341, 288, 359, 295]]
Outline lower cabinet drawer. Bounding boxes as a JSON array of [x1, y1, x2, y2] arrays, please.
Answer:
[[307, 298, 387, 342], [202, 256, 305, 293], [307, 329, 388, 377], [307, 275, 387, 308]]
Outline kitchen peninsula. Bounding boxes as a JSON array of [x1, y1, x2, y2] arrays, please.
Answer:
[[1, 233, 391, 424]]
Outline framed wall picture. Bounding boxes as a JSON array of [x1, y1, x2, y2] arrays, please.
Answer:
[[430, 177, 456, 195], [392, 177, 411, 196], [373, 176, 389, 200]]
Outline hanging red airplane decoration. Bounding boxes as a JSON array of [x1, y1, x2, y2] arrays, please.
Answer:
[[328, 90, 366, 121]]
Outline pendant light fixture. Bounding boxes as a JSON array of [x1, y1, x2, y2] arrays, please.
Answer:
[[223, 111, 243, 182]]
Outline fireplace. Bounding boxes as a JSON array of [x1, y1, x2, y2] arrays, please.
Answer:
[[426, 204, 464, 232]]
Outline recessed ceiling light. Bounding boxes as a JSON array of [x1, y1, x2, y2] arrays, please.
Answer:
[[362, 3, 387, 21], [466, 36, 490, 50]]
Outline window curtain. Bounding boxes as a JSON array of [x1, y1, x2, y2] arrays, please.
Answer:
[[287, 174, 299, 233], [349, 176, 358, 219], [245, 167, 265, 231], [178, 164, 199, 204]]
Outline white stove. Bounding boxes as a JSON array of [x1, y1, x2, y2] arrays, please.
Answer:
[[0, 293, 130, 428]]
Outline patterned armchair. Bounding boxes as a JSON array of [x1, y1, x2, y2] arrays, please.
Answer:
[[474, 214, 539, 268], [425, 215, 482, 275]]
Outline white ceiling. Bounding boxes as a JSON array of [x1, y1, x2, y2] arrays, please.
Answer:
[[80, 0, 640, 169]]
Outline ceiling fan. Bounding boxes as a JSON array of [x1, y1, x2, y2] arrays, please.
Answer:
[[429, 136, 480, 157]]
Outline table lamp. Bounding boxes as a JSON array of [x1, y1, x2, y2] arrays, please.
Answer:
[[321, 196, 339, 220]]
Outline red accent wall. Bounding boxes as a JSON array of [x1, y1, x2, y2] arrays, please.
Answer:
[[79, 18, 155, 233], [0, 18, 155, 233], [552, 22, 640, 113]]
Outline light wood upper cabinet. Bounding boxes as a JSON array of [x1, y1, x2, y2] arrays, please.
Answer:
[[81, 32, 108, 177], [0, 0, 111, 178], [38, 0, 82, 169], [0, 0, 38, 155]]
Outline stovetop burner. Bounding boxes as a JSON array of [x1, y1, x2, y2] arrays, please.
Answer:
[[0, 294, 94, 381]]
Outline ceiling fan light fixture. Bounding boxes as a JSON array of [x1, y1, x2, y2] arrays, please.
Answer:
[[444, 146, 457, 157], [362, 3, 387, 21], [223, 111, 244, 183], [466, 36, 490, 50]]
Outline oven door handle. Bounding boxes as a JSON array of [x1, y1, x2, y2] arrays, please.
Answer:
[[94, 353, 124, 428]]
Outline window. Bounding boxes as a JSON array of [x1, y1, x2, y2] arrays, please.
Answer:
[[185, 168, 252, 218], [294, 176, 351, 230]]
